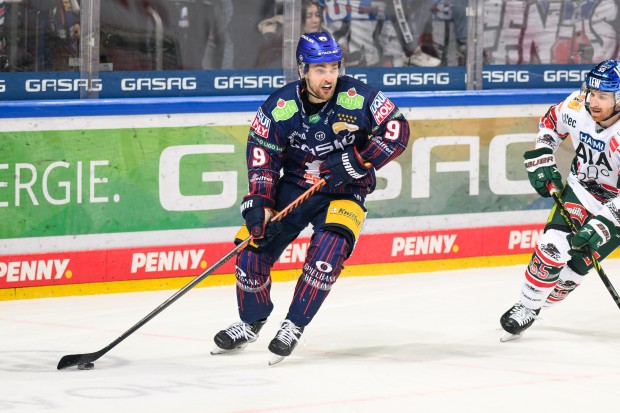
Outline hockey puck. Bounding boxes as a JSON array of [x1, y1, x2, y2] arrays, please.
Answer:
[[78, 362, 95, 370]]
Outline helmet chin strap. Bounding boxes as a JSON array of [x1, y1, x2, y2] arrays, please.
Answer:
[[301, 78, 328, 103]]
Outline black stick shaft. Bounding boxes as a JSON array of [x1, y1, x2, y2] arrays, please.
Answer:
[[546, 182, 620, 310]]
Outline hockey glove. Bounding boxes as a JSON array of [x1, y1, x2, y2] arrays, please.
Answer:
[[568, 216, 618, 259], [320, 145, 371, 188], [241, 195, 281, 247], [523, 148, 563, 197]]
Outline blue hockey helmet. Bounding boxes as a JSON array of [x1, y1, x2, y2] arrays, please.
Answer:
[[583, 60, 620, 104], [296, 32, 343, 75]]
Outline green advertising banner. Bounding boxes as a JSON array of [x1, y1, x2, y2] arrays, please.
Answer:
[[0, 111, 575, 242], [0, 125, 248, 239]]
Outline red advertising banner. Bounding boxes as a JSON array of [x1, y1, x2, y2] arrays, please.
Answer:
[[0, 224, 544, 290]]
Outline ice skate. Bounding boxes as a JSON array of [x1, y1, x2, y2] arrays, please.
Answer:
[[267, 320, 304, 365], [211, 319, 266, 355], [499, 302, 540, 342]]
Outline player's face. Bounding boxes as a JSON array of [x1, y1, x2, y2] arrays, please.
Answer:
[[304, 62, 340, 103], [588, 89, 619, 124]]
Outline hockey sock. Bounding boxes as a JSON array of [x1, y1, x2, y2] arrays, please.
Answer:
[[544, 265, 584, 307], [286, 230, 349, 327], [235, 249, 275, 322]]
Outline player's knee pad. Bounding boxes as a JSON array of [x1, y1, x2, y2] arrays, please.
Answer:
[[534, 228, 572, 268], [323, 199, 366, 257], [235, 249, 272, 293]]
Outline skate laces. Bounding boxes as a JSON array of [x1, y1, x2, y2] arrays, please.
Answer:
[[224, 322, 258, 341], [510, 303, 541, 326], [274, 320, 303, 346]]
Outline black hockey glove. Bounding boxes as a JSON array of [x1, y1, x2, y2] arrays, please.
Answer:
[[523, 147, 563, 197], [240, 195, 281, 247], [320, 145, 371, 188], [568, 215, 617, 259]]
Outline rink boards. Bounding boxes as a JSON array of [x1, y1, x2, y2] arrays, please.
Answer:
[[0, 91, 588, 299]]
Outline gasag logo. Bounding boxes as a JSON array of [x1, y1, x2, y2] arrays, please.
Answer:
[[383, 72, 449, 85], [26, 79, 102, 92], [543, 69, 588, 82], [482, 70, 529, 83], [121, 77, 196, 91], [214, 75, 285, 89]]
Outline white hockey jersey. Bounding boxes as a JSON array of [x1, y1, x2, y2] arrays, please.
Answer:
[[536, 90, 620, 226]]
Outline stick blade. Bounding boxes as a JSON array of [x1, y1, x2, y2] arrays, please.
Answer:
[[57, 352, 99, 370]]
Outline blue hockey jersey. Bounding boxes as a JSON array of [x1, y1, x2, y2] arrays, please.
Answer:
[[247, 75, 410, 205]]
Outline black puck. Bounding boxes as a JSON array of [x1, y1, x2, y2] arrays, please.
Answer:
[[78, 362, 95, 370]]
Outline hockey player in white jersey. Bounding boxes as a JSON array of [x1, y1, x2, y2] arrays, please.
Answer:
[[500, 60, 620, 341]]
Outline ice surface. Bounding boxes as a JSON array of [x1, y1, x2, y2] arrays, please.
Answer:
[[2, 261, 620, 412]]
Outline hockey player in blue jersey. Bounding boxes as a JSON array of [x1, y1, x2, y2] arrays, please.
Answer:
[[212, 32, 410, 364]]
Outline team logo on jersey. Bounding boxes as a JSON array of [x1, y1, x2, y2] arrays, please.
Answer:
[[336, 88, 364, 110], [332, 121, 359, 135], [579, 132, 605, 152], [610, 137, 620, 153], [539, 243, 561, 261], [567, 96, 584, 111], [315, 131, 326, 141], [370, 92, 395, 124], [337, 113, 357, 123], [251, 108, 271, 138], [271, 98, 298, 122]]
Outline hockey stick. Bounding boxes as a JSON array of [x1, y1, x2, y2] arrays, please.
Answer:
[[57, 178, 326, 370], [546, 182, 620, 309]]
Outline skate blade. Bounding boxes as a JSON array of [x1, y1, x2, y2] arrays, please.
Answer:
[[500, 332, 522, 342], [210, 343, 248, 355], [268, 355, 285, 366]]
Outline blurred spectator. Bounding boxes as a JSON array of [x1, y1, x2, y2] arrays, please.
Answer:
[[0, 0, 7, 71], [202, 0, 235, 69], [403, 0, 440, 66], [303, 0, 323, 32], [321, 0, 384, 67], [26, 0, 80, 71], [320, 0, 439, 68], [255, 0, 327, 69], [432, 0, 467, 65], [51, 0, 81, 69], [380, 0, 440, 67]]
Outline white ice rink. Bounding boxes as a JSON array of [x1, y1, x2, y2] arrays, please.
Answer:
[[2, 261, 620, 413]]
